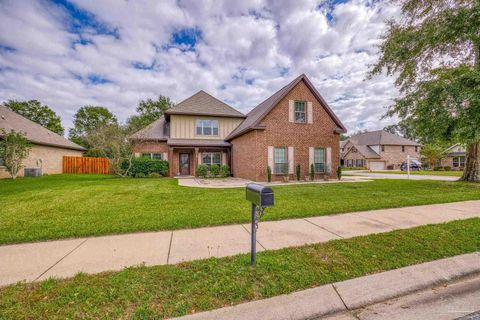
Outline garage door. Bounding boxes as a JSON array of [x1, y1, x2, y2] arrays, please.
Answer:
[[369, 161, 385, 170]]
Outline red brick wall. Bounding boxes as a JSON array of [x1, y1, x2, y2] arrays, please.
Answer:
[[231, 80, 341, 181], [133, 141, 169, 153], [231, 130, 259, 181]]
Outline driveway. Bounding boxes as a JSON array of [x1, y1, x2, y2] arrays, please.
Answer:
[[344, 171, 459, 181]]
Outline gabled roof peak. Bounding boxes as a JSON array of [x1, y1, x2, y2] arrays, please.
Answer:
[[165, 90, 245, 118]]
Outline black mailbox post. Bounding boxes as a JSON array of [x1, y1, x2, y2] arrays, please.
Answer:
[[246, 183, 274, 266]]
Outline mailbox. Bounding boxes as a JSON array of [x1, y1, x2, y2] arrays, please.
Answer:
[[246, 183, 274, 208], [246, 183, 274, 266]]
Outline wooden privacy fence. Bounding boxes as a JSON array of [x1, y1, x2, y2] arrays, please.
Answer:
[[63, 156, 110, 174]]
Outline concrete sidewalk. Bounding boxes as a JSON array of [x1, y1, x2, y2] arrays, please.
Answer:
[[173, 253, 480, 320], [1, 200, 480, 287]]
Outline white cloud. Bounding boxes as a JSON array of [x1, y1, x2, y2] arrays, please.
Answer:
[[0, 0, 400, 134]]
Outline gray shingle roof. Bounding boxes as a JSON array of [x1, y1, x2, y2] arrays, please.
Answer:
[[353, 145, 381, 159], [226, 74, 347, 140], [0, 106, 85, 151], [130, 116, 168, 141], [165, 90, 245, 118], [349, 130, 420, 146]]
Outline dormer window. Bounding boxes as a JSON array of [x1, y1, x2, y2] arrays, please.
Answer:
[[196, 119, 219, 136], [294, 101, 306, 123]]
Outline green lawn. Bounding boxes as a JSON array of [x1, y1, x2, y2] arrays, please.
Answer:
[[1, 174, 480, 245], [1, 218, 478, 319], [370, 170, 463, 176]]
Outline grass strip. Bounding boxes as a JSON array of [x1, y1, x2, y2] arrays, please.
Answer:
[[1, 218, 479, 319]]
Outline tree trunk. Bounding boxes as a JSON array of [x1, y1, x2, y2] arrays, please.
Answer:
[[460, 141, 480, 182]]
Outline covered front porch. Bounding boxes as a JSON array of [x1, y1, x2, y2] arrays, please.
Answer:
[[167, 139, 231, 177]]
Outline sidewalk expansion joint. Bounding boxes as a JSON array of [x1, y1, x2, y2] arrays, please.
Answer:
[[303, 218, 345, 239], [332, 283, 350, 311], [241, 224, 266, 250], [34, 238, 89, 282], [166, 231, 173, 265]]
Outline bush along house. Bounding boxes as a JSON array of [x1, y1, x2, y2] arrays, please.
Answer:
[[130, 74, 347, 181]]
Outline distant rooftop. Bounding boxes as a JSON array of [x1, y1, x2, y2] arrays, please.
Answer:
[[348, 130, 420, 146], [0, 106, 85, 151]]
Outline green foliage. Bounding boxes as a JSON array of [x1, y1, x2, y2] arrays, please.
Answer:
[[124, 157, 168, 177], [84, 148, 107, 158], [196, 164, 208, 178], [69, 106, 118, 148], [421, 144, 446, 168], [444, 166, 452, 171], [127, 95, 174, 132], [370, 0, 480, 181], [4, 100, 64, 135], [310, 164, 315, 181], [147, 172, 161, 178], [295, 164, 301, 181], [220, 165, 230, 178], [267, 166, 272, 182], [336, 166, 342, 180], [433, 166, 444, 171], [135, 172, 146, 178], [0, 130, 31, 179], [209, 164, 220, 177]]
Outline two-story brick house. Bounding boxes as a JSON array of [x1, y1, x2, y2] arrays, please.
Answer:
[[130, 74, 347, 181], [341, 130, 421, 170]]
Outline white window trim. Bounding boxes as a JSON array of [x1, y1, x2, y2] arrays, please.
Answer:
[[140, 153, 163, 160], [313, 147, 326, 173], [196, 119, 219, 136], [294, 101, 307, 123], [273, 147, 288, 174]]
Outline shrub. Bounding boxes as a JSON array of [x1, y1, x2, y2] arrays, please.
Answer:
[[148, 172, 161, 178], [135, 172, 146, 178], [220, 165, 230, 178], [433, 166, 444, 171], [124, 157, 168, 177], [310, 164, 315, 181], [443, 166, 452, 171], [267, 166, 272, 182], [85, 148, 107, 158], [196, 164, 208, 178], [210, 164, 220, 177], [295, 164, 301, 181], [337, 166, 342, 180]]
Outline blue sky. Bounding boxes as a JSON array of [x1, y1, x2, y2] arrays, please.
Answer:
[[0, 0, 399, 133]]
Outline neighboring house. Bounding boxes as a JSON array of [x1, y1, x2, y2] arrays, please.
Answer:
[[0, 106, 85, 178], [130, 73, 347, 181], [341, 130, 421, 170], [441, 143, 466, 170]]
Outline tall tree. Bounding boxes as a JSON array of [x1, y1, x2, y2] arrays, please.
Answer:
[[4, 100, 64, 135], [383, 121, 415, 140], [370, 0, 480, 182], [69, 106, 118, 148], [127, 95, 174, 132]]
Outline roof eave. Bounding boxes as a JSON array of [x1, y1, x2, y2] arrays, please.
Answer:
[[165, 110, 246, 118]]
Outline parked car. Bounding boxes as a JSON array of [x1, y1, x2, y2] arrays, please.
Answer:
[[400, 160, 422, 171]]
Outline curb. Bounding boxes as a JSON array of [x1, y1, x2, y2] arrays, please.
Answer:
[[172, 252, 480, 320]]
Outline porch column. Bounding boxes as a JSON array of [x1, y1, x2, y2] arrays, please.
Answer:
[[194, 147, 199, 177], [169, 147, 174, 177]]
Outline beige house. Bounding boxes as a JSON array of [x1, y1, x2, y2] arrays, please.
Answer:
[[440, 143, 466, 170], [341, 130, 421, 170], [0, 106, 85, 178], [131, 74, 346, 181]]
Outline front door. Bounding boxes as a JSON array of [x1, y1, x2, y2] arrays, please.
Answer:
[[179, 153, 190, 175]]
